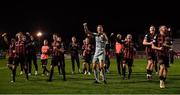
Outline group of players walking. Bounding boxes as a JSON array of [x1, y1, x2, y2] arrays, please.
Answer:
[[1, 23, 174, 88]]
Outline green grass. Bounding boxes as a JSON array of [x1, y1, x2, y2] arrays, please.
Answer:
[[0, 58, 180, 94]]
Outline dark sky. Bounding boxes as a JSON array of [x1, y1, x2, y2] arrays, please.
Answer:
[[0, 1, 180, 44]]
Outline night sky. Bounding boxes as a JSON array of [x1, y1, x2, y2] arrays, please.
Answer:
[[0, 1, 180, 47]]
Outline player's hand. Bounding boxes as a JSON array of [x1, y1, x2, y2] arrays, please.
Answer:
[[73, 43, 77, 46], [13, 50, 16, 53], [168, 28, 171, 32], [83, 23, 87, 26], [60, 49, 65, 52], [100, 34, 104, 38], [2, 33, 7, 37], [26, 32, 30, 36], [53, 47, 57, 50], [159, 47, 163, 50], [110, 33, 114, 36], [150, 42, 153, 45]]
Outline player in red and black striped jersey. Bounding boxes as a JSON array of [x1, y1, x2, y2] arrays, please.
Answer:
[[57, 36, 66, 78], [152, 25, 172, 88], [82, 37, 92, 75], [143, 25, 156, 80], [48, 34, 66, 81], [18, 34, 27, 75], [13, 32, 29, 82], [122, 34, 136, 79]]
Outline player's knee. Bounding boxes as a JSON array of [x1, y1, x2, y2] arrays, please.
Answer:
[[150, 64, 154, 69], [162, 64, 165, 68], [100, 62, 105, 68], [12, 65, 15, 69], [99, 65, 103, 70], [160, 64, 165, 70], [148, 59, 153, 63], [146, 63, 150, 68], [92, 64, 96, 69], [83, 62, 86, 66]]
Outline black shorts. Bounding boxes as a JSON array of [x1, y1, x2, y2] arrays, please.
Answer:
[[51, 57, 60, 66], [14, 56, 25, 66], [83, 54, 92, 64], [123, 58, 133, 67], [146, 52, 156, 60], [116, 53, 123, 63], [158, 55, 169, 67], [8, 57, 15, 65], [51, 56, 64, 66]]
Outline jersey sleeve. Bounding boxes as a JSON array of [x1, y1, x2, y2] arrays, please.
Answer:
[[92, 33, 98, 36], [144, 34, 148, 40], [152, 34, 157, 44]]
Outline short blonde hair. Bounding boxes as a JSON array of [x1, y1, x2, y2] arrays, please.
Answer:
[[117, 34, 121, 38], [159, 25, 167, 32], [126, 34, 132, 39]]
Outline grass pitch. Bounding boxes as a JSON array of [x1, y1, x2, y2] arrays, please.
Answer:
[[0, 58, 180, 94]]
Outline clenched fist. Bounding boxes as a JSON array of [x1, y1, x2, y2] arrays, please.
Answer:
[[83, 23, 87, 26], [2, 33, 7, 37]]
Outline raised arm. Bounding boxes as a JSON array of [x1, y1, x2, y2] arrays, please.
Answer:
[[2, 33, 9, 45], [83, 23, 93, 35]]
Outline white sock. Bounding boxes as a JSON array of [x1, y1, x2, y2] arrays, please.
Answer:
[[94, 69, 99, 81]]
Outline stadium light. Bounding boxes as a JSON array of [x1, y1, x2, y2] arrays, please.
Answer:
[[37, 31, 42, 37]]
